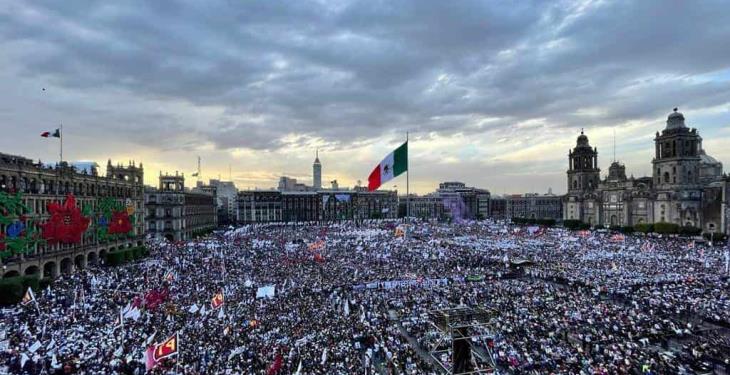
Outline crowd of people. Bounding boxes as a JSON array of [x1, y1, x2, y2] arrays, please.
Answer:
[[1, 219, 729, 374]]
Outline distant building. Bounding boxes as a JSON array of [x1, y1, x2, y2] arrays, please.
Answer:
[[563, 109, 726, 233], [238, 190, 282, 223], [399, 181, 491, 220], [436, 181, 491, 219], [237, 189, 397, 223], [313, 150, 322, 190], [400, 194, 445, 219], [489, 196, 508, 219], [1, 154, 144, 278], [506, 192, 563, 220], [145, 173, 217, 241], [282, 192, 319, 222], [278, 176, 310, 192], [195, 179, 238, 225]]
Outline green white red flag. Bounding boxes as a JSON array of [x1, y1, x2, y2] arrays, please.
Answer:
[[368, 141, 408, 191], [40, 129, 60, 138]]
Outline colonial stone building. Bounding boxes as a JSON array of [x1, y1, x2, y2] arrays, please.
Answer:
[[564, 109, 727, 233], [1, 155, 145, 278], [506, 192, 563, 220], [145, 173, 217, 241]]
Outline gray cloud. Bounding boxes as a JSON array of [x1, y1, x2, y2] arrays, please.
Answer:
[[1, 0, 730, 192]]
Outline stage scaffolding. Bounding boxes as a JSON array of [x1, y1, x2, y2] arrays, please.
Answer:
[[426, 306, 499, 375]]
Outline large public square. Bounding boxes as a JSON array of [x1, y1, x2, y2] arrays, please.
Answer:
[[2, 220, 728, 374]]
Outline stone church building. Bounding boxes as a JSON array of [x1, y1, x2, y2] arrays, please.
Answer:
[[563, 109, 729, 234]]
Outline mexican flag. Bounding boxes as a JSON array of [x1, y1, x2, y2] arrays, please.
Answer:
[[41, 129, 61, 138], [368, 141, 408, 191]]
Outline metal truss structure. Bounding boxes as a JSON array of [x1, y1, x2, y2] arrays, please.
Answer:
[[426, 306, 499, 375]]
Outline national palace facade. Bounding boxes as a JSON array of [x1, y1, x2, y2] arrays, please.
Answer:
[[0, 155, 145, 278], [564, 109, 730, 234]]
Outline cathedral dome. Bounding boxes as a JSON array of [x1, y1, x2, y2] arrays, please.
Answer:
[[666, 108, 686, 130], [699, 149, 720, 165], [576, 130, 591, 148]]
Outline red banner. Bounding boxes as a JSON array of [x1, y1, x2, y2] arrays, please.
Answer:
[[211, 291, 224, 309], [152, 333, 179, 362]]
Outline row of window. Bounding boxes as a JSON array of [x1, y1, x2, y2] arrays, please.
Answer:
[[0, 174, 138, 198]]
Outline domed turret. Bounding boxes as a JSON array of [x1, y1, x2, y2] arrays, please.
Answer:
[[666, 108, 686, 130], [607, 161, 627, 182], [576, 129, 591, 148]]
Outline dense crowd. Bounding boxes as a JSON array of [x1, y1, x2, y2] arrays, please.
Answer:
[[1, 220, 729, 374]]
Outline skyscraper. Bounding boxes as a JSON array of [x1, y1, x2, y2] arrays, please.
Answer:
[[313, 149, 322, 189]]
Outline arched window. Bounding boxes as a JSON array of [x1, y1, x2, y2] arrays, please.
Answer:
[[663, 172, 670, 183], [687, 170, 692, 183], [573, 180, 578, 189]]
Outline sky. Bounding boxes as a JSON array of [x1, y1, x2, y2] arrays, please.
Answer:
[[0, 0, 729, 195]]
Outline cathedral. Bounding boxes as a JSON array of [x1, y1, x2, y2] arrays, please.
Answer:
[[563, 109, 729, 234]]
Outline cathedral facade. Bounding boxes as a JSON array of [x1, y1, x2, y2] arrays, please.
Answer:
[[563, 109, 728, 234]]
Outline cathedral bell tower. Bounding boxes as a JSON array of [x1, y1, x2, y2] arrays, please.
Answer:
[[652, 108, 701, 189], [652, 108, 703, 226], [567, 130, 600, 193]]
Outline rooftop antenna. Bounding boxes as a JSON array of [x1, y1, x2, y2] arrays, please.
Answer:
[[197, 155, 201, 182]]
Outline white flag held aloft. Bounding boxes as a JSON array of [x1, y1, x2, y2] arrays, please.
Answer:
[[321, 348, 328, 365], [256, 285, 276, 299], [28, 341, 42, 353]]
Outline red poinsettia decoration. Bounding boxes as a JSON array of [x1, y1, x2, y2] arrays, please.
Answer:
[[41, 194, 90, 244], [0, 231, 5, 251], [108, 211, 133, 234]]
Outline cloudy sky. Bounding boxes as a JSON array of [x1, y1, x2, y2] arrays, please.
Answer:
[[1, 0, 729, 194]]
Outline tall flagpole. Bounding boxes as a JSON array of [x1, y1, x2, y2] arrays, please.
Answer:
[[60, 122, 63, 164], [406, 132, 410, 221]]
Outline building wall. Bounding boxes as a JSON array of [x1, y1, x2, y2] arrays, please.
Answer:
[[506, 194, 563, 220], [183, 191, 217, 238], [145, 188, 184, 241], [238, 189, 397, 223], [1, 154, 145, 278], [145, 174, 217, 241], [720, 176, 730, 234]]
